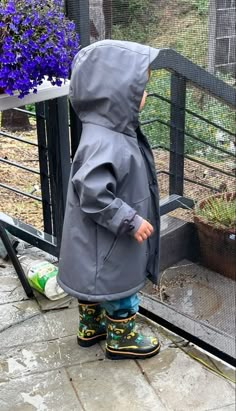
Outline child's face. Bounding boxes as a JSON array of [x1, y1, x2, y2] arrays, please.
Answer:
[[139, 69, 150, 111], [139, 90, 147, 111]]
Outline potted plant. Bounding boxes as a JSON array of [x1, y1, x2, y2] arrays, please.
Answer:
[[194, 192, 236, 280], [0, 0, 79, 98]]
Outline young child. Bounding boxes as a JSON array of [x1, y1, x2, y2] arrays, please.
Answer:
[[58, 40, 161, 360]]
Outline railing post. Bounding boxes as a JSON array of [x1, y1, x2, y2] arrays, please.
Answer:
[[70, 105, 82, 159], [65, 0, 90, 47], [169, 74, 186, 196], [45, 97, 71, 247], [35, 102, 52, 235], [65, 0, 90, 160]]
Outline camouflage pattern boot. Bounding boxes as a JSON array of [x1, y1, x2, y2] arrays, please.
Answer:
[[106, 313, 160, 360], [77, 302, 106, 347]]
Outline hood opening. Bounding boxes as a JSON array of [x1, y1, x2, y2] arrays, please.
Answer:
[[69, 40, 159, 137]]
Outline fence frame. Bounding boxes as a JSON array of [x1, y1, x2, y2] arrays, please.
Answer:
[[0, 48, 235, 255], [0, 48, 235, 364]]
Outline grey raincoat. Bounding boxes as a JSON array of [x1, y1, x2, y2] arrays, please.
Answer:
[[58, 40, 160, 302]]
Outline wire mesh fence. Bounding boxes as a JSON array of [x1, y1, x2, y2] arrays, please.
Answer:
[[86, 0, 235, 77], [0, 109, 44, 230], [0, 0, 235, 360], [1, 0, 235, 229]]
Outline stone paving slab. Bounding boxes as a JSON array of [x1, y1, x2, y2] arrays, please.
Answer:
[[0, 368, 82, 411], [184, 345, 236, 386], [209, 405, 236, 411], [0, 275, 28, 304], [34, 290, 77, 311], [0, 258, 18, 278], [0, 313, 52, 350], [0, 335, 104, 382], [137, 347, 235, 411], [0, 256, 235, 411], [0, 300, 41, 332], [67, 359, 168, 411], [44, 307, 79, 338]]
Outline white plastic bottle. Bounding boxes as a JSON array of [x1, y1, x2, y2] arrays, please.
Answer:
[[19, 256, 67, 300]]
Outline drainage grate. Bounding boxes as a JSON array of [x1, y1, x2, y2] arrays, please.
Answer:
[[140, 260, 236, 365]]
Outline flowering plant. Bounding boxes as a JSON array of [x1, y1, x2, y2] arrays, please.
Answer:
[[0, 0, 79, 98]]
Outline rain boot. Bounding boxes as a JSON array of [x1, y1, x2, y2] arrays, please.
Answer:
[[105, 312, 160, 360], [77, 302, 106, 347]]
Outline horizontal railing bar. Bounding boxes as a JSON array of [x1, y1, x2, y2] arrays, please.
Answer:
[[150, 144, 231, 192], [141, 117, 168, 126], [0, 182, 42, 201], [151, 144, 170, 151], [185, 109, 235, 137], [184, 130, 235, 156], [0, 157, 40, 175], [159, 194, 194, 215], [156, 169, 170, 174], [148, 93, 235, 137], [185, 154, 235, 178], [142, 118, 234, 157], [0, 212, 58, 257], [156, 170, 171, 176], [13, 108, 37, 118], [151, 49, 236, 108], [151, 144, 234, 178], [0, 130, 39, 147], [147, 92, 171, 104], [184, 176, 220, 192]]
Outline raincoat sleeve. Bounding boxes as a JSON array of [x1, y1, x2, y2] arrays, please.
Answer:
[[72, 158, 142, 236]]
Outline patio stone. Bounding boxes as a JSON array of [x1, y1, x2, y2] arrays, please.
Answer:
[[137, 347, 235, 411], [44, 307, 79, 338], [0, 300, 41, 332], [0, 335, 104, 382], [0, 314, 52, 350], [67, 359, 168, 411], [0, 368, 82, 411], [0, 276, 28, 304]]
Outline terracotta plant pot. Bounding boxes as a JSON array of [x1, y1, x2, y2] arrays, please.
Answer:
[[194, 192, 236, 281]]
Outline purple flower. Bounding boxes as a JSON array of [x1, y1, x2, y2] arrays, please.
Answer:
[[0, 0, 79, 98]]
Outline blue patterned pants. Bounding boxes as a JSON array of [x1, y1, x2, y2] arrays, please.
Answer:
[[101, 294, 139, 317]]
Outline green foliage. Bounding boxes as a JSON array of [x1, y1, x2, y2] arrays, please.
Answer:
[[112, 0, 153, 25], [195, 194, 236, 229], [190, 0, 209, 16], [112, 0, 156, 43], [140, 70, 171, 148], [25, 104, 36, 113], [112, 21, 152, 44], [178, 0, 208, 16], [140, 70, 235, 161]]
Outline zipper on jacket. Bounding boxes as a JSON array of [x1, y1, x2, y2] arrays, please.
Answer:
[[104, 237, 118, 263], [139, 143, 160, 284]]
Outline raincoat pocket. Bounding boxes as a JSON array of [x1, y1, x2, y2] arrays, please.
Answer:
[[104, 237, 119, 263], [96, 225, 118, 273]]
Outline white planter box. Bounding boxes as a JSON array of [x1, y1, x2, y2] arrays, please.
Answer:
[[0, 80, 70, 111]]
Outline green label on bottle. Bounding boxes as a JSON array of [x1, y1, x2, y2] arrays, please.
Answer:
[[27, 261, 58, 294]]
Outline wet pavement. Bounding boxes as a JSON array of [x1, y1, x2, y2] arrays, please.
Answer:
[[0, 255, 235, 411]]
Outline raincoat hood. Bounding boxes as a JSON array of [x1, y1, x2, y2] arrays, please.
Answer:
[[69, 40, 159, 137]]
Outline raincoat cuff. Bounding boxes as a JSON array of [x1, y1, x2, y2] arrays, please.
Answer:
[[109, 204, 137, 235], [129, 215, 143, 235]]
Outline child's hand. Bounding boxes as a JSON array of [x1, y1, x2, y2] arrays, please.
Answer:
[[133, 219, 154, 243]]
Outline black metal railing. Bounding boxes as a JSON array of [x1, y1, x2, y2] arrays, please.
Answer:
[[0, 49, 235, 255], [0, 47, 235, 366], [0, 97, 71, 250], [141, 90, 235, 199], [0, 108, 51, 230]]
